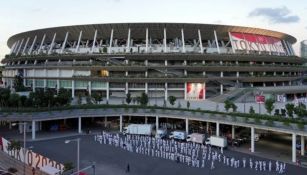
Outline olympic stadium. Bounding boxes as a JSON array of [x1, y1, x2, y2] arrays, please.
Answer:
[[1, 23, 306, 101]]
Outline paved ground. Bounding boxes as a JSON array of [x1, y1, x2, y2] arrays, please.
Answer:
[[27, 134, 307, 175]]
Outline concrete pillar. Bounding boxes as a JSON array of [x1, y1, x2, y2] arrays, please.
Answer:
[[156, 116, 159, 132], [251, 127, 255, 153], [120, 115, 123, 132], [104, 117, 107, 128], [32, 120, 36, 140], [292, 133, 296, 162], [301, 136, 305, 156], [206, 122, 209, 133], [185, 118, 189, 134], [231, 125, 235, 139], [216, 122, 220, 136], [145, 117, 148, 124], [78, 117, 82, 134]]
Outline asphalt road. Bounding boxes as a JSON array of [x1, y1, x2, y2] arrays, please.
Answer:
[[28, 134, 307, 175]]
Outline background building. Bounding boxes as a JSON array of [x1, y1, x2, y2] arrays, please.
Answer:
[[301, 40, 307, 58]]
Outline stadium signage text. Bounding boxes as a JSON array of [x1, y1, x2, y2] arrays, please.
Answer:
[[230, 32, 286, 54]]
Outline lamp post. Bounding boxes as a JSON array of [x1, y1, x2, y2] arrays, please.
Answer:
[[65, 138, 80, 174], [12, 122, 27, 175]]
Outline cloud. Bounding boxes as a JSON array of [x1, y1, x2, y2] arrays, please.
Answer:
[[305, 26, 307, 30], [248, 7, 300, 24]]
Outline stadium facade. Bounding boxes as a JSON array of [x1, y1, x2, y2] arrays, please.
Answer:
[[1, 23, 305, 100]]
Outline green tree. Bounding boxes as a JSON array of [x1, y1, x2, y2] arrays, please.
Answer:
[[139, 92, 148, 106], [249, 106, 255, 114], [126, 92, 132, 104], [0, 88, 11, 107], [224, 100, 232, 112], [8, 93, 20, 107], [56, 88, 71, 106], [92, 92, 103, 104], [294, 103, 306, 118], [264, 98, 275, 114], [285, 103, 295, 118], [13, 75, 26, 92], [231, 103, 237, 112], [168, 96, 176, 106]]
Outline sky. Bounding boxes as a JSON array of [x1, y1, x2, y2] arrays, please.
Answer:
[[0, 0, 307, 59]]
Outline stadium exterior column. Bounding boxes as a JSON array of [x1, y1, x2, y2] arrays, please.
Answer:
[[198, 29, 203, 53], [228, 32, 236, 53], [251, 127, 255, 153], [108, 29, 114, 54], [292, 133, 296, 162], [23, 69, 26, 86], [16, 38, 24, 55], [232, 125, 235, 139], [106, 82, 110, 101], [61, 32, 69, 53], [32, 72, 36, 92], [145, 117, 148, 124], [220, 84, 223, 95], [10, 42, 17, 54], [48, 33, 57, 55], [120, 115, 123, 132], [72, 80, 75, 98], [216, 122, 220, 136], [78, 117, 82, 134], [164, 82, 168, 101], [301, 136, 305, 156], [12, 40, 20, 53], [145, 82, 148, 94], [22, 37, 30, 55], [185, 118, 189, 134], [181, 28, 185, 53], [126, 28, 131, 53], [88, 81, 91, 96], [145, 28, 149, 53], [38, 34, 46, 54], [28, 35, 37, 55], [214, 30, 220, 54], [156, 116, 159, 132], [32, 120, 36, 140], [44, 69, 47, 89], [75, 30, 83, 53], [91, 30, 97, 53], [184, 82, 187, 100], [163, 28, 167, 52], [206, 122, 209, 133]]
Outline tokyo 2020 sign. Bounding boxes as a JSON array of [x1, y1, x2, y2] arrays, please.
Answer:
[[186, 83, 205, 100]]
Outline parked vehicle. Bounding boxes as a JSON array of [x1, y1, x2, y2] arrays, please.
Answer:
[[123, 124, 154, 136], [155, 129, 167, 138], [169, 130, 187, 141], [186, 133, 206, 144], [205, 136, 227, 148]]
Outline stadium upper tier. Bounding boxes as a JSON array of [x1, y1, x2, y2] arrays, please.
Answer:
[[4, 23, 297, 60]]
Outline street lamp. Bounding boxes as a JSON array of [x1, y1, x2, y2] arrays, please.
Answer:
[[65, 138, 81, 174], [12, 122, 27, 175]]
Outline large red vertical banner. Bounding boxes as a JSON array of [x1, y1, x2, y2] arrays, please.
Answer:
[[186, 83, 205, 100]]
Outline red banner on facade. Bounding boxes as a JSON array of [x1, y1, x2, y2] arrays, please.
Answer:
[[255, 95, 265, 104]]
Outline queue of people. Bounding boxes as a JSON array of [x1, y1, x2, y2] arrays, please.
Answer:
[[94, 131, 287, 174]]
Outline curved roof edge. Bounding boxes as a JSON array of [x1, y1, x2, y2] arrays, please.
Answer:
[[7, 22, 297, 48]]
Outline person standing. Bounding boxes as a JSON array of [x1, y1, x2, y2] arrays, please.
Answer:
[[126, 163, 130, 173]]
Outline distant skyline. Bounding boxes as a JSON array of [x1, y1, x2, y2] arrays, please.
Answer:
[[1, 0, 306, 59]]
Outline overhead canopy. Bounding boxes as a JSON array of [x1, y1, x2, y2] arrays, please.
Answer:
[[7, 23, 297, 48]]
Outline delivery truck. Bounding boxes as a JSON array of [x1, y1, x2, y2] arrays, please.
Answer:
[[205, 136, 227, 148], [155, 128, 167, 138], [169, 130, 187, 141], [186, 133, 206, 144], [123, 124, 154, 136]]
